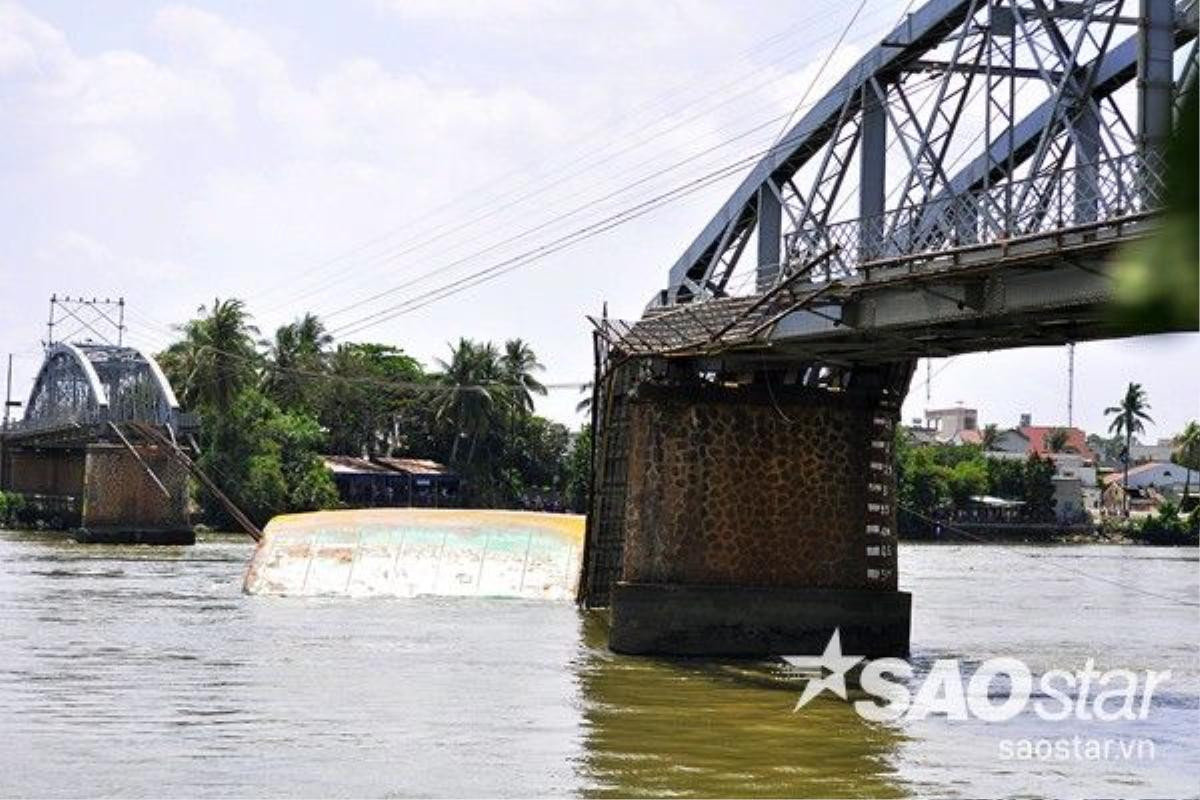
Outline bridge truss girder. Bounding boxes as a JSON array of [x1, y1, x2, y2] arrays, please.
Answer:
[[21, 343, 183, 434], [657, 0, 1197, 307]]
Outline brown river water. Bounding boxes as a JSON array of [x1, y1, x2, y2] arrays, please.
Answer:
[[0, 529, 1196, 798]]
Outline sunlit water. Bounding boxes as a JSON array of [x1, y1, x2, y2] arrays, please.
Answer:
[[0, 529, 1196, 798]]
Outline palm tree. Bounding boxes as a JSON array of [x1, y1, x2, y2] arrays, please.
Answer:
[[160, 298, 260, 413], [1046, 428, 1070, 453], [265, 313, 331, 409], [500, 338, 547, 415], [434, 339, 504, 465], [979, 423, 999, 451], [1105, 383, 1154, 516], [576, 381, 594, 415], [292, 313, 332, 355], [1173, 421, 1200, 502]]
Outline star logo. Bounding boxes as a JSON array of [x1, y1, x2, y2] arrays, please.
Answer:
[[791, 629, 865, 712]]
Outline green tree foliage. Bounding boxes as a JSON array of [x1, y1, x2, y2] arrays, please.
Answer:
[[264, 313, 333, 412], [894, 432, 952, 534], [434, 338, 506, 466], [159, 303, 336, 527], [1086, 432, 1125, 466], [1046, 427, 1070, 453], [1172, 421, 1200, 501], [1022, 453, 1056, 522], [565, 425, 592, 513], [895, 431, 1059, 536], [947, 459, 989, 507], [422, 337, 572, 507], [0, 490, 26, 526], [195, 389, 338, 527], [980, 423, 1000, 451], [318, 343, 425, 456], [1132, 501, 1199, 546], [161, 301, 576, 522], [158, 298, 260, 413], [985, 457, 1025, 499], [500, 338, 548, 415]]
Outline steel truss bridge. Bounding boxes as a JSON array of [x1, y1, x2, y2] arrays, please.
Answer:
[[0, 340, 212, 544], [595, 0, 1197, 367], [580, 0, 1199, 648], [5, 343, 189, 446]]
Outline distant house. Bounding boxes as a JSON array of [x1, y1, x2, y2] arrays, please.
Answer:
[[925, 406, 978, 442], [373, 457, 460, 508], [1102, 482, 1163, 515], [992, 425, 1097, 461], [322, 455, 460, 508], [904, 422, 941, 445], [987, 428, 1099, 519], [1129, 438, 1177, 464], [1052, 476, 1088, 521], [1103, 461, 1200, 500], [324, 456, 410, 508], [950, 428, 984, 446]]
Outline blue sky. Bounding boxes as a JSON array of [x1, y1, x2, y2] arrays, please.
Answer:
[[1, 0, 1195, 438]]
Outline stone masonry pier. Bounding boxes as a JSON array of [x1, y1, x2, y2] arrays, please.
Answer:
[[583, 360, 912, 657]]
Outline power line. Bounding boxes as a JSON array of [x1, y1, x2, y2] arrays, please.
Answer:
[[285, 108, 797, 322], [324, 14, 1043, 337], [248, 3, 907, 314], [328, 74, 954, 337], [257, 9, 910, 320]]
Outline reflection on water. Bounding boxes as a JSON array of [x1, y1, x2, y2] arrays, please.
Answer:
[[0, 528, 1196, 798], [573, 614, 905, 798]]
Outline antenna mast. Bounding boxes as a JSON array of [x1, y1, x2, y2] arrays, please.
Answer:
[[1067, 343, 1076, 428]]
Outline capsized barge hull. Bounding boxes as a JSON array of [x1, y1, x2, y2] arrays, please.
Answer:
[[243, 508, 584, 600]]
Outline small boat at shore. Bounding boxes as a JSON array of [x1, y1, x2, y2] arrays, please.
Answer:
[[243, 508, 584, 601]]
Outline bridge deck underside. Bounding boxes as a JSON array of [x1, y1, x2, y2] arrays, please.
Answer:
[[605, 214, 1152, 365]]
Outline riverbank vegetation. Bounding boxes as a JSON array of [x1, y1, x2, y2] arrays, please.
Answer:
[[896, 396, 1200, 545], [894, 433, 1058, 538], [157, 299, 588, 527], [0, 490, 24, 527], [152, 302, 1196, 546]]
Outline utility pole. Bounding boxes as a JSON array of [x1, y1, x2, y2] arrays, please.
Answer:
[[1067, 343, 1075, 428], [45, 294, 56, 348], [3, 354, 12, 430]]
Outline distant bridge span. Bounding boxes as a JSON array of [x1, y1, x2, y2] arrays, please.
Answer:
[[1, 343, 194, 543], [582, 0, 1198, 658], [21, 343, 182, 435]]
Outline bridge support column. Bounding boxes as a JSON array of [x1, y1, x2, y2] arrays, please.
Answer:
[[756, 183, 782, 291], [859, 80, 887, 261], [606, 365, 911, 658], [79, 444, 192, 544], [1138, 0, 1174, 159]]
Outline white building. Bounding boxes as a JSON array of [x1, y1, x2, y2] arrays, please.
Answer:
[[1104, 461, 1200, 498], [924, 406, 978, 442], [1129, 438, 1176, 464]]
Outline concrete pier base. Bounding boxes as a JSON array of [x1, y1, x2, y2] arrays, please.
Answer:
[[74, 526, 195, 545], [586, 365, 915, 658], [1, 438, 192, 544], [610, 582, 911, 657], [78, 444, 192, 545]]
